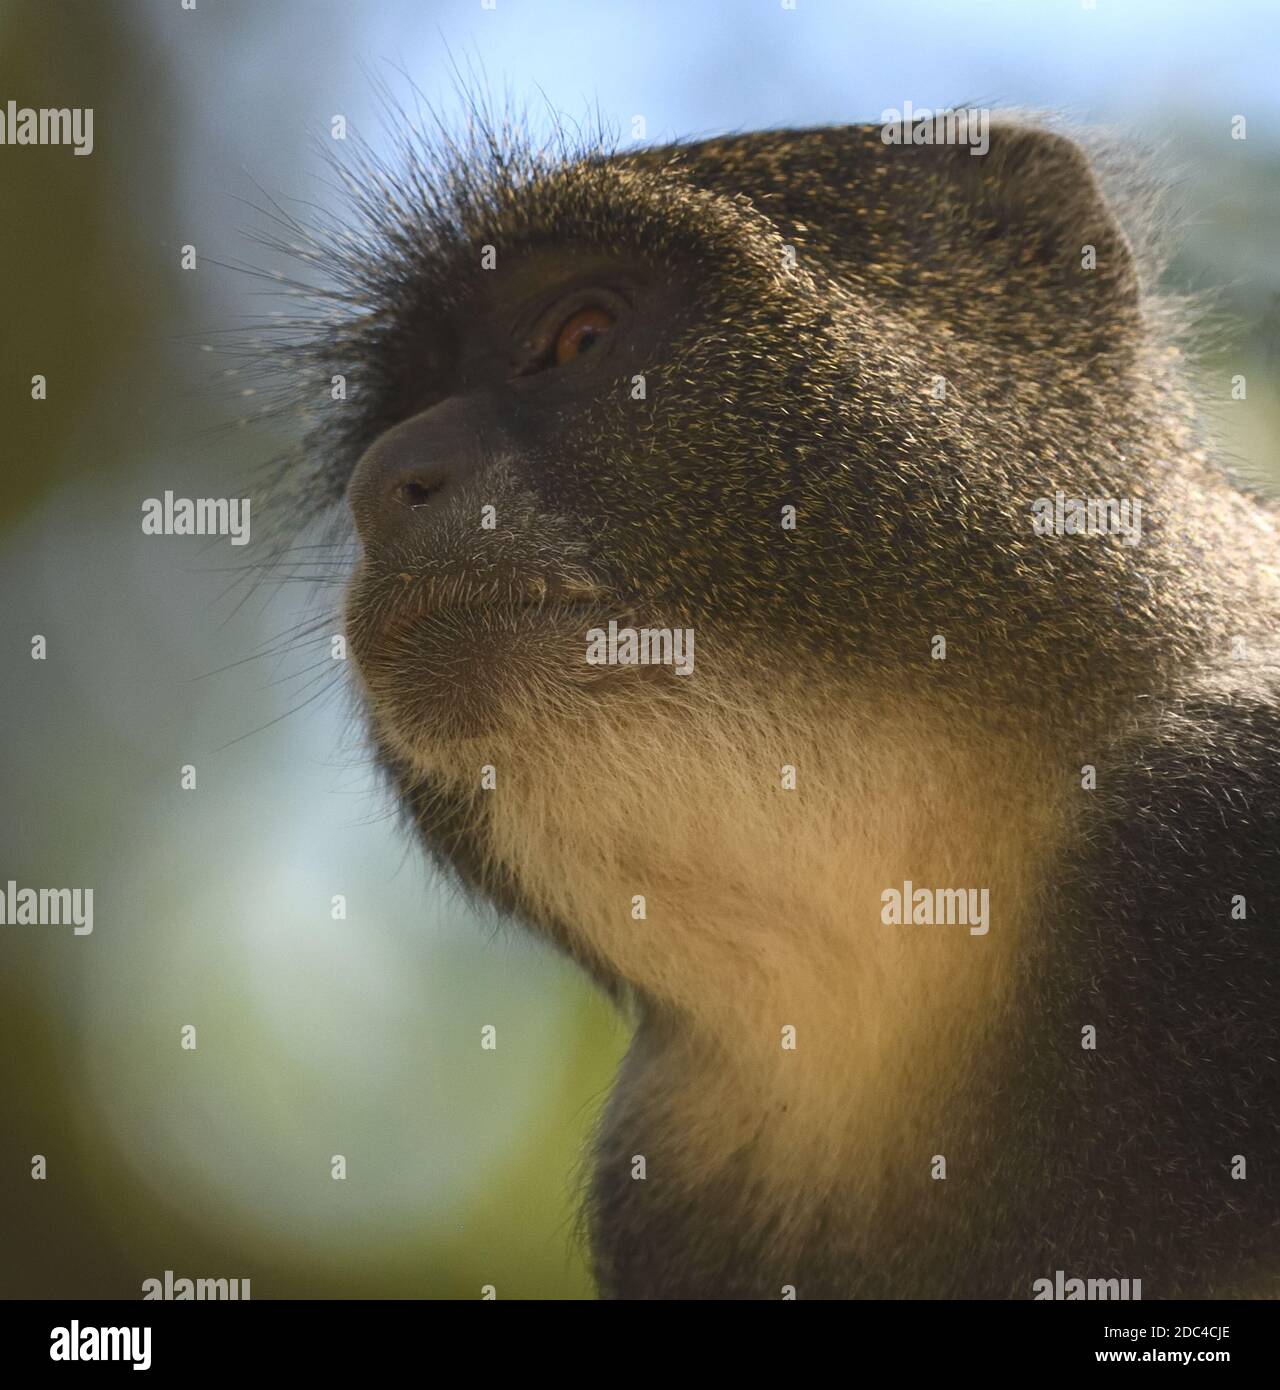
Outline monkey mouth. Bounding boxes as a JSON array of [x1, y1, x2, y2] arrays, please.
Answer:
[[345, 567, 620, 654], [390, 571, 610, 613], [344, 567, 633, 745]]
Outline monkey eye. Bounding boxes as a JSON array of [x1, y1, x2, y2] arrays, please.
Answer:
[[511, 295, 622, 379], [552, 306, 615, 367]]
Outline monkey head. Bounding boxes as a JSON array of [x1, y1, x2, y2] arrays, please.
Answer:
[[317, 116, 1223, 780]]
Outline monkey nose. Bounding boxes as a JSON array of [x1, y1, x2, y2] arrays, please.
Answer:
[[345, 400, 481, 552]]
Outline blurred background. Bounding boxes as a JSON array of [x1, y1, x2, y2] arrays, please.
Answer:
[[1, 0, 1277, 1299]]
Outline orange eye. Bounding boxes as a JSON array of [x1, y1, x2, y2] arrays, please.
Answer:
[[553, 306, 614, 367]]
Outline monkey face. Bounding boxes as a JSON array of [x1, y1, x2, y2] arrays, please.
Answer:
[[321, 122, 1157, 764], [321, 145, 899, 762], [342, 249, 708, 752]]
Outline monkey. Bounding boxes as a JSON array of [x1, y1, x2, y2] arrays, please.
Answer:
[[260, 109, 1280, 1299]]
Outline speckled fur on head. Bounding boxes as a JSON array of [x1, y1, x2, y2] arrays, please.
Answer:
[[259, 104, 1279, 714], [254, 99, 1280, 1298]]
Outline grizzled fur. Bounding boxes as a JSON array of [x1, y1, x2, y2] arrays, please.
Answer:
[[256, 106, 1280, 1297]]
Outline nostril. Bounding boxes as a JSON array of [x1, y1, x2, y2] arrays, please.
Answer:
[[396, 478, 440, 509]]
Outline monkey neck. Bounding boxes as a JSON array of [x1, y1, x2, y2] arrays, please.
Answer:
[[427, 670, 1073, 1196]]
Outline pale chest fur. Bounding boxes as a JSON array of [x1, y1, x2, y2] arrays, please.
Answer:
[[427, 683, 1071, 1194]]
